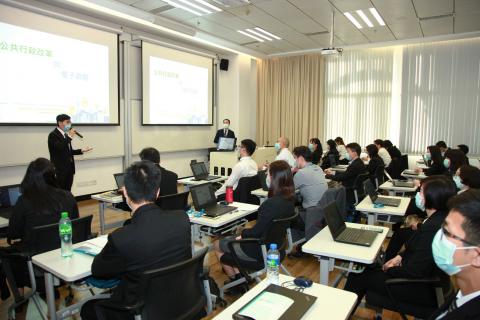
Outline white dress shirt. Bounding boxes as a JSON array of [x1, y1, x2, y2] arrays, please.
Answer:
[[275, 148, 296, 167], [215, 156, 258, 196], [378, 147, 392, 167], [337, 144, 347, 160]]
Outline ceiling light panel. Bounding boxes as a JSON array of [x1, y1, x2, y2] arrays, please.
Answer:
[[369, 7, 386, 26], [163, 0, 222, 16], [238, 30, 265, 42], [356, 9, 373, 28], [237, 28, 282, 42], [344, 8, 387, 29], [344, 12, 363, 29]]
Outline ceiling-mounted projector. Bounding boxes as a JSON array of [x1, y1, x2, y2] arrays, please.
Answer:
[[321, 47, 343, 55]]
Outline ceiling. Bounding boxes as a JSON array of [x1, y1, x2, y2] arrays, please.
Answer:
[[114, 0, 480, 55]]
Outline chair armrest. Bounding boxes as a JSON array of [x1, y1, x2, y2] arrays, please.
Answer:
[[226, 238, 262, 282], [200, 266, 210, 280], [385, 277, 442, 287], [0, 246, 31, 260], [94, 298, 144, 316]]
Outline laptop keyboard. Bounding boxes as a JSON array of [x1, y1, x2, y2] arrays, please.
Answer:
[[339, 228, 363, 242], [377, 196, 401, 206]]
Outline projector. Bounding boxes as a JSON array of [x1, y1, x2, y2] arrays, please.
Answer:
[[320, 47, 343, 56]]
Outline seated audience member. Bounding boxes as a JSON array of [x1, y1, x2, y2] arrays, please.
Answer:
[[457, 144, 470, 165], [321, 139, 340, 170], [274, 137, 295, 167], [213, 160, 295, 284], [7, 158, 79, 293], [374, 139, 392, 167], [80, 161, 192, 320], [324, 143, 367, 205], [292, 146, 328, 210], [308, 138, 323, 165], [215, 139, 258, 197], [140, 147, 178, 196], [365, 144, 385, 185], [334, 137, 348, 164], [429, 190, 480, 320], [345, 176, 456, 313], [384, 140, 402, 159], [454, 165, 480, 193], [417, 146, 447, 176], [444, 149, 468, 176], [384, 176, 456, 261], [436, 140, 450, 157]]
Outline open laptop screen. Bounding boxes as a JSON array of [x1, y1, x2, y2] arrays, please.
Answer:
[[190, 183, 215, 209], [113, 173, 125, 189], [218, 137, 236, 151], [323, 202, 345, 239], [191, 162, 208, 178], [0, 185, 21, 209]]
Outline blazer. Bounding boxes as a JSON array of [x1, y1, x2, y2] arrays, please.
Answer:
[[424, 161, 447, 176], [48, 128, 82, 174], [387, 146, 402, 159], [91, 203, 191, 306], [158, 165, 178, 196], [320, 150, 339, 170], [7, 186, 79, 245], [326, 158, 367, 189], [367, 157, 385, 176], [428, 292, 480, 320], [311, 149, 322, 165], [213, 128, 235, 143]]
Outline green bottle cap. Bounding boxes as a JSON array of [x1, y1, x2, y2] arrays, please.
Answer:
[[61, 212, 68, 218]]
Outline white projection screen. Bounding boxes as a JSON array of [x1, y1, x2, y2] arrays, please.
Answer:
[[0, 4, 119, 125], [142, 42, 213, 126]]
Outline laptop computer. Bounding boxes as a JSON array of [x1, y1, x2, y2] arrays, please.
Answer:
[[324, 201, 377, 247], [0, 184, 21, 219], [384, 171, 415, 188], [217, 137, 236, 151], [190, 183, 237, 217], [422, 154, 430, 167], [329, 154, 347, 170], [403, 169, 419, 176], [364, 180, 401, 207], [190, 162, 220, 181], [257, 170, 269, 191]]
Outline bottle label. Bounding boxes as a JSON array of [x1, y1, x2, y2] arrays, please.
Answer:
[[59, 224, 72, 236], [267, 255, 279, 267]]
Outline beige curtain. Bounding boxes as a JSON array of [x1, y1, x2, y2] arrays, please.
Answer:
[[256, 54, 325, 149]]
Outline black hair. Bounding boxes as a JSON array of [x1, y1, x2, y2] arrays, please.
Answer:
[[459, 165, 480, 189], [223, 119, 230, 124], [366, 144, 380, 159], [446, 149, 467, 172], [20, 158, 62, 215], [241, 139, 256, 156], [427, 145, 442, 165], [268, 160, 295, 201], [422, 175, 456, 211], [457, 144, 469, 155], [309, 138, 323, 154], [383, 140, 393, 149], [56, 114, 70, 124], [139, 147, 160, 164], [327, 139, 337, 151], [293, 146, 312, 162], [334, 137, 345, 145], [373, 139, 385, 148], [435, 141, 448, 149], [447, 189, 480, 245], [124, 161, 161, 203], [346, 142, 361, 156]]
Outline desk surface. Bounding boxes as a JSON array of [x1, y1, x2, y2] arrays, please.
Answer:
[[32, 236, 108, 282], [302, 223, 388, 264], [91, 192, 124, 204], [213, 274, 357, 320], [0, 216, 8, 228], [177, 176, 227, 186], [379, 181, 418, 192], [189, 202, 259, 228], [356, 195, 410, 216], [251, 180, 332, 199]]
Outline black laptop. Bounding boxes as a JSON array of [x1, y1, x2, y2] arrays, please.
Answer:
[[0, 184, 21, 219], [190, 162, 220, 181], [190, 183, 237, 217], [257, 170, 269, 191], [324, 201, 377, 247], [384, 171, 415, 188], [364, 180, 401, 207]]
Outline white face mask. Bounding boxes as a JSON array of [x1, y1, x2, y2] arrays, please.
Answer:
[[223, 123, 229, 129]]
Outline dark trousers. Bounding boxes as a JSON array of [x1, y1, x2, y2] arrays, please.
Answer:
[[81, 298, 133, 320], [385, 227, 415, 261], [57, 170, 74, 191]]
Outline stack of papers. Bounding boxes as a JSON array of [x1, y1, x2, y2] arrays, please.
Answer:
[[74, 236, 108, 257]]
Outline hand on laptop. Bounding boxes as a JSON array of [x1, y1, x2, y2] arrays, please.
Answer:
[[382, 255, 402, 271], [324, 168, 334, 175]]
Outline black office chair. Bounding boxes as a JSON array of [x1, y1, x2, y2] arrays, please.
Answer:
[[233, 175, 262, 205], [94, 248, 209, 320], [219, 212, 298, 298], [156, 191, 189, 211], [374, 164, 386, 190], [1, 215, 93, 319], [351, 172, 370, 205]]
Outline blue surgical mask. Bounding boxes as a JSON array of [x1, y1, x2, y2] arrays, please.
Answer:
[[63, 124, 71, 132], [443, 158, 450, 168], [274, 143, 281, 151], [432, 229, 477, 276], [415, 192, 425, 211], [453, 175, 464, 190], [425, 153, 431, 160], [308, 143, 314, 152], [345, 153, 351, 161]]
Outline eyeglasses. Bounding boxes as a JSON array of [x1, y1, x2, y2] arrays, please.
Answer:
[[442, 225, 478, 247]]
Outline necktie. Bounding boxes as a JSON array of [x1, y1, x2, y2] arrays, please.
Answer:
[[224, 129, 227, 136]]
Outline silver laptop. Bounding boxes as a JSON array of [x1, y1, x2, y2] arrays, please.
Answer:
[[190, 183, 237, 217], [384, 171, 415, 188], [324, 202, 377, 247], [364, 180, 401, 207]]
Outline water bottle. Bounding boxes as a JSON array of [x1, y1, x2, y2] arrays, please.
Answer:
[[59, 212, 73, 257], [266, 243, 280, 285], [225, 185, 234, 204]]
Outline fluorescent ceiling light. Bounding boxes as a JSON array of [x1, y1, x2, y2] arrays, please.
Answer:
[[175, 0, 212, 14], [245, 28, 272, 41], [369, 7, 386, 26], [238, 30, 264, 42], [193, 0, 222, 12], [163, 0, 203, 16], [344, 12, 363, 29], [254, 27, 281, 40], [356, 9, 373, 28]]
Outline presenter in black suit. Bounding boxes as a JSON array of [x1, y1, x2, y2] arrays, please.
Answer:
[[213, 118, 235, 144], [47, 114, 92, 191]]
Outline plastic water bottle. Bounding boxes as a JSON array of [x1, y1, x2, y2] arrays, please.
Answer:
[[266, 243, 280, 285], [59, 212, 73, 257]]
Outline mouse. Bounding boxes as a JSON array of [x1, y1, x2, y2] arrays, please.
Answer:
[[293, 276, 313, 288]]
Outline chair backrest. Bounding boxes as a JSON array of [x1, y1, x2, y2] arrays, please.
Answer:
[[156, 191, 189, 211], [140, 248, 208, 320], [374, 164, 386, 189], [263, 212, 299, 254], [29, 215, 93, 256], [353, 172, 370, 202], [233, 175, 261, 205], [399, 155, 409, 172]]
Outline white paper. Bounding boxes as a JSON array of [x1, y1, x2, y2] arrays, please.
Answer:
[[239, 292, 294, 320]]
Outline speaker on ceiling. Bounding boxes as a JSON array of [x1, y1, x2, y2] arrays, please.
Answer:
[[219, 58, 229, 71]]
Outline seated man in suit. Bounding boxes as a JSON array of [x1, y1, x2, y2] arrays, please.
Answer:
[[429, 189, 480, 320], [213, 118, 235, 144], [215, 139, 258, 198], [80, 161, 192, 320], [140, 147, 178, 196], [324, 142, 367, 206]]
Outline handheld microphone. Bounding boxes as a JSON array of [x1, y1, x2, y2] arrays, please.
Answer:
[[74, 130, 84, 138]]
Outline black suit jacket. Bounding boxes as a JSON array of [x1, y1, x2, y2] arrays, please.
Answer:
[[428, 293, 480, 320], [326, 158, 367, 189], [91, 203, 191, 306], [367, 157, 385, 176], [159, 166, 178, 196], [424, 161, 448, 176], [48, 128, 82, 174], [213, 128, 235, 143]]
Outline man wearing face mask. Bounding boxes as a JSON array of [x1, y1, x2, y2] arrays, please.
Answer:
[[274, 137, 296, 168], [429, 189, 480, 319], [213, 118, 236, 144], [48, 114, 92, 191]]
